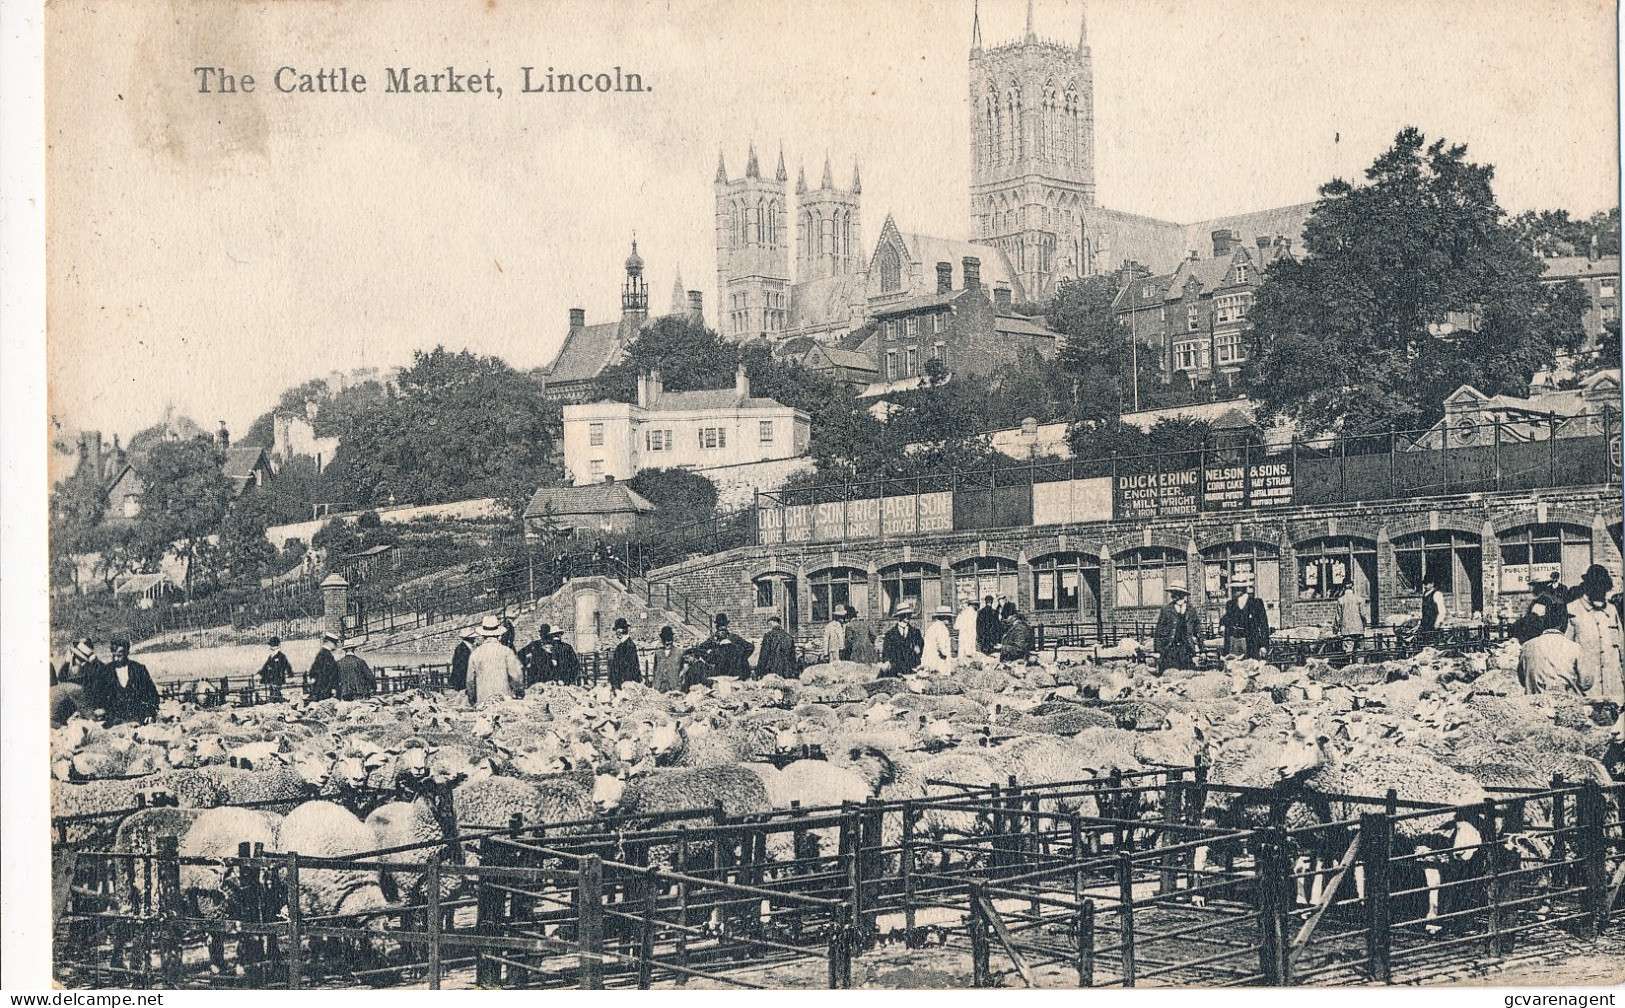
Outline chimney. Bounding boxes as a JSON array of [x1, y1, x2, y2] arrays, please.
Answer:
[[993, 284, 1013, 312], [604, 473, 616, 484], [1590, 234, 1601, 261], [735, 363, 750, 399], [569, 307, 586, 331], [1189, 250, 1200, 262], [686, 290, 704, 323], [637, 370, 652, 408], [217, 422, 230, 449], [1256, 235, 1270, 253], [88, 430, 103, 479], [112, 434, 126, 471], [1211, 230, 1236, 257], [936, 261, 953, 294], [649, 368, 664, 404], [962, 256, 982, 289]]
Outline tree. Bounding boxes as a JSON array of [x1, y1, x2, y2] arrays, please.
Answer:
[[324, 347, 563, 515], [1508, 207, 1621, 258], [215, 494, 277, 589], [628, 468, 719, 531], [128, 436, 236, 595], [1243, 128, 1589, 436]]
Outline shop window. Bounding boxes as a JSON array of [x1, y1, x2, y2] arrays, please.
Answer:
[[1031, 552, 1101, 615], [1294, 536, 1377, 601], [879, 563, 942, 618], [1201, 542, 1281, 609], [952, 557, 1018, 607], [1112, 547, 1187, 609], [809, 567, 868, 624], [1497, 523, 1592, 594], [755, 578, 775, 609], [1394, 530, 1481, 596]]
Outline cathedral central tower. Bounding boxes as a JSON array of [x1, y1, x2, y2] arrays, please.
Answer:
[[969, 0, 1096, 299]]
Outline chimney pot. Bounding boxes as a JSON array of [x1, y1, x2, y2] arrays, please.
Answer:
[[1211, 229, 1236, 257], [962, 256, 982, 289], [569, 307, 586, 329], [1256, 235, 1271, 251], [936, 261, 953, 294]]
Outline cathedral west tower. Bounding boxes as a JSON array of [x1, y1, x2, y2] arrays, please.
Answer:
[[715, 143, 791, 342], [969, 0, 1096, 299]]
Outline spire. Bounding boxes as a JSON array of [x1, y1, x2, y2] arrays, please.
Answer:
[[745, 141, 760, 178], [715, 150, 727, 183], [851, 158, 862, 194], [820, 153, 834, 190], [1024, 0, 1035, 41], [796, 163, 807, 194], [1078, 4, 1088, 52], [670, 267, 686, 315], [775, 144, 787, 182], [970, 0, 982, 50]]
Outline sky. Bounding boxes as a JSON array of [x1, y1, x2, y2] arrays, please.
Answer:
[[46, 0, 1620, 457]]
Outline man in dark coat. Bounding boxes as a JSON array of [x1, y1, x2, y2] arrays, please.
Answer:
[[1219, 575, 1272, 659], [517, 625, 553, 687], [756, 615, 798, 678], [57, 638, 104, 688], [975, 595, 1002, 656], [449, 628, 477, 691], [257, 636, 293, 701], [1419, 578, 1445, 635], [1154, 585, 1203, 673], [1509, 595, 1556, 645], [83, 638, 159, 726], [306, 631, 342, 700], [879, 604, 924, 679], [548, 628, 581, 686], [608, 618, 641, 689], [690, 614, 755, 679], [335, 643, 375, 700], [999, 611, 1034, 663]]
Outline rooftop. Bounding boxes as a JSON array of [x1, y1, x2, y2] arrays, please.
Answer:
[[523, 481, 656, 520]]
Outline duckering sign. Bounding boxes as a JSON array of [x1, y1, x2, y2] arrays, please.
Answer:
[[1115, 469, 1200, 519]]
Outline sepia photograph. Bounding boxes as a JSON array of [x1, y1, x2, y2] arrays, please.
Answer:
[[22, 0, 1625, 991]]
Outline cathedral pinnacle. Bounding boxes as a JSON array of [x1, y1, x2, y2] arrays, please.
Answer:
[[1024, 0, 1036, 41], [971, 0, 982, 51], [1078, 5, 1089, 53], [775, 145, 788, 182], [852, 158, 862, 194], [796, 163, 807, 194], [715, 150, 727, 183], [745, 141, 760, 179], [820, 153, 834, 190]]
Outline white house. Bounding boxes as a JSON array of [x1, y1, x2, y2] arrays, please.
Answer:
[[562, 366, 810, 486]]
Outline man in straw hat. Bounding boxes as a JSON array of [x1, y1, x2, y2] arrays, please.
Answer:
[[450, 626, 478, 691], [1220, 572, 1272, 659], [306, 630, 342, 700], [822, 604, 849, 663], [879, 603, 924, 679], [467, 614, 524, 706], [1154, 582, 1203, 673], [922, 605, 956, 674]]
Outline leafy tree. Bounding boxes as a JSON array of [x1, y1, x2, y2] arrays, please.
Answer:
[[1242, 127, 1589, 436], [1508, 207, 1621, 258], [325, 347, 562, 515], [311, 519, 362, 560], [628, 467, 719, 532], [215, 495, 277, 589], [128, 436, 236, 594], [257, 455, 337, 526]]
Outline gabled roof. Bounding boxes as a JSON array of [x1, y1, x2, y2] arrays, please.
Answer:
[[788, 274, 865, 331], [804, 344, 878, 372], [1162, 249, 1254, 301], [897, 230, 1026, 302], [546, 318, 636, 385], [871, 290, 963, 317], [1114, 273, 1177, 312], [994, 315, 1059, 338], [524, 481, 656, 520], [222, 445, 270, 481]]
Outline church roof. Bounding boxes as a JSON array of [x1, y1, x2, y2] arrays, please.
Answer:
[[546, 318, 635, 385], [524, 481, 656, 520], [1181, 202, 1317, 260], [788, 274, 865, 331], [895, 231, 1027, 302]]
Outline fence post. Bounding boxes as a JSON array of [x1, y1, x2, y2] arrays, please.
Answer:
[[1549, 775, 1569, 890], [1255, 827, 1284, 985], [1361, 812, 1392, 984], [578, 854, 605, 989], [284, 852, 304, 991], [637, 864, 658, 990], [1577, 781, 1608, 936], [901, 801, 917, 948], [1549, 416, 1559, 487], [1116, 850, 1136, 987], [1075, 891, 1095, 987], [969, 883, 993, 988], [1479, 800, 1504, 960], [155, 835, 182, 988], [426, 857, 442, 990]]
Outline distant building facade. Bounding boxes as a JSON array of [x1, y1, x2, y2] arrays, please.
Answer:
[[1539, 253, 1620, 353], [869, 254, 1059, 382], [560, 366, 810, 486], [272, 408, 340, 473]]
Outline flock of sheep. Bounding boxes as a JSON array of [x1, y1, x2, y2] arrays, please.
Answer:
[[52, 637, 1624, 976]]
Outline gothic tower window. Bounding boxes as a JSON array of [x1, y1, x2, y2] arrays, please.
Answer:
[[1006, 90, 1019, 163], [986, 87, 1001, 166], [877, 244, 902, 292]]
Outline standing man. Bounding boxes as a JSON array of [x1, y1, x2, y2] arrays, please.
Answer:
[[517, 625, 553, 687], [879, 604, 924, 679], [1219, 574, 1272, 659], [822, 604, 849, 663], [998, 595, 1017, 622], [449, 627, 477, 691], [650, 626, 685, 692], [306, 631, 341, 701], [757, 615, 798, 678], [84, 637, 159, 726], [467, 614, 524, 705], [1519, 606, 1588, 695], [1154, 584, 1203, 673], [845, 609, 881, 665], [608, 618, 642, 689], [548, 627, 581, 686], [954, 599, 981, 659], [334, 642, 376, 701], [693, 614, 754, 680], [258, 636, 292, 701], [922, 606, 955, 674], [1568, 565, 1624, 701], [1419, 578, 1446, 636], [1333, 583, 1368, 650], [976, 595, 1002, 656]]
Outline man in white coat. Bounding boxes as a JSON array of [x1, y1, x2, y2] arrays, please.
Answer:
[[923, 606, 955, 674], [953, 599, 981, 658], [1568, 565, 1624, 701], [467, 614, 524, 707]]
